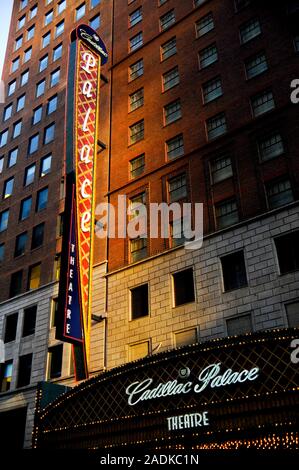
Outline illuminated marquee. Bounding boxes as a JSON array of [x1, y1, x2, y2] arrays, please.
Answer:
[[56, 25, 108, 381]]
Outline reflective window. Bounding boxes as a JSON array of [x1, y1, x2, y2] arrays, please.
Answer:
[[40, 154, 52, 176], [36, 187, 48, 211], [24, 164, 36, 186], [19, 197, 32, 220]]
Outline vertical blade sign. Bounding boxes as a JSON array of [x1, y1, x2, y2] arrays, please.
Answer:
[[56, 25, 108, 381]]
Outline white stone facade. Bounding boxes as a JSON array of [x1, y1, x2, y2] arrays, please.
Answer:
[[91, 203, 299, 370]]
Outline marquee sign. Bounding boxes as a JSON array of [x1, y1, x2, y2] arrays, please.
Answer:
[[34, 329, 299, 449], [56, 25, 108, 380]]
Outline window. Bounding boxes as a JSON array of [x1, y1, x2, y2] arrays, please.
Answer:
[[3, 177, 14, 199], [90, 14, 101, 30], [251, 90, 275, 117], [275, 231, 299, 275], [40, 154, 52, 176], [22, 305, 37, 337], [194, 0, 208, 5], [210, 155, 233, 184], [266, 178, 294, 209], [0, 129, 8, 148], [53, 253, 61, 281], [52, 44, 62, 62], [173, 268, 195, 306], [235, 0, 251, 11], [175, 328, 198, 348], [36, 187, 48, 211], [129, 8, 142, 27], [9, 270, 23, 298], [24, 164, 36, 186], [14, 232, 27, 257], [44, 123, 55, 144], [196, 12, 214, 37], [130, 237, 147, 262], [202, 76, 223, 103], [130, 154, 145, 179], [221, 251, 248, 291], [57, 0, 66, 15], [215, 198, 238, 229], [42, 32, 51, 48], [31, 223, 44, 249], [0, 156, 3, 173], [76, 3, 86, 21], [28, 133, 39, 154], [57, 213, 64, 238], [0, 243, 4, 262], [164, 99, 182, 125], [159, 0, 168, 4], [48, 345, 63, 379], [129, 88, 144, 111], [47, 94, 58, 116], [3, 103, 13, 121], [128, 341, 149, 362], [285, 302, 299, 328], [163, 66, 179, 91], [168, 174, 187, 202], [27, 25, 35, 41], [32, 105, 43, 125], [21, 69, 29, 86], [17, 15, 26, 30], [199, 43, 218, 68], [161, 37, 177, 60], [240, 18, 261, 44], [30, 4, 38, 19], [245, 51, 268, 79], [51, 298, 59, 328], [39, 55, 48, 72], [130, 120, 144, 144], [0, 361, 13, 392], [160, 10, 175, 31], [129, 59, 143, 81], [11, 57, 20, 73], [206, 112, 227, 140], [131, 284, 149, 319], [19, 196, 32, 220], [24, 46, 32, 63], [55, 20, 64, 37], [166, 134, 184, 159], [50, 68, 60, 87], [8, 80, 16, 96], [4, 313, 18, 343], [17, 353, 32, 388], [36, 79, 46, 98], [20, 0, 28, 10], [44, 9, 54, 26], [91, 0, 100, 7], [14, 35, 23, 51], [258, 132, 284, 162], [170, 218, 186, 247], [28, 263, 41, 290], [129, 32, 143, 52], [17, 94, 26, 112], [13, 120, 22, 138], [227, 314, 252, 336]]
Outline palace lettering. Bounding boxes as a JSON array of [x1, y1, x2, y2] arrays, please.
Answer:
[[125, 363, 259, 406]]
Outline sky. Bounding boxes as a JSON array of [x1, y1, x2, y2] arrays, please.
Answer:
[[0, 0, 14, 79]]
